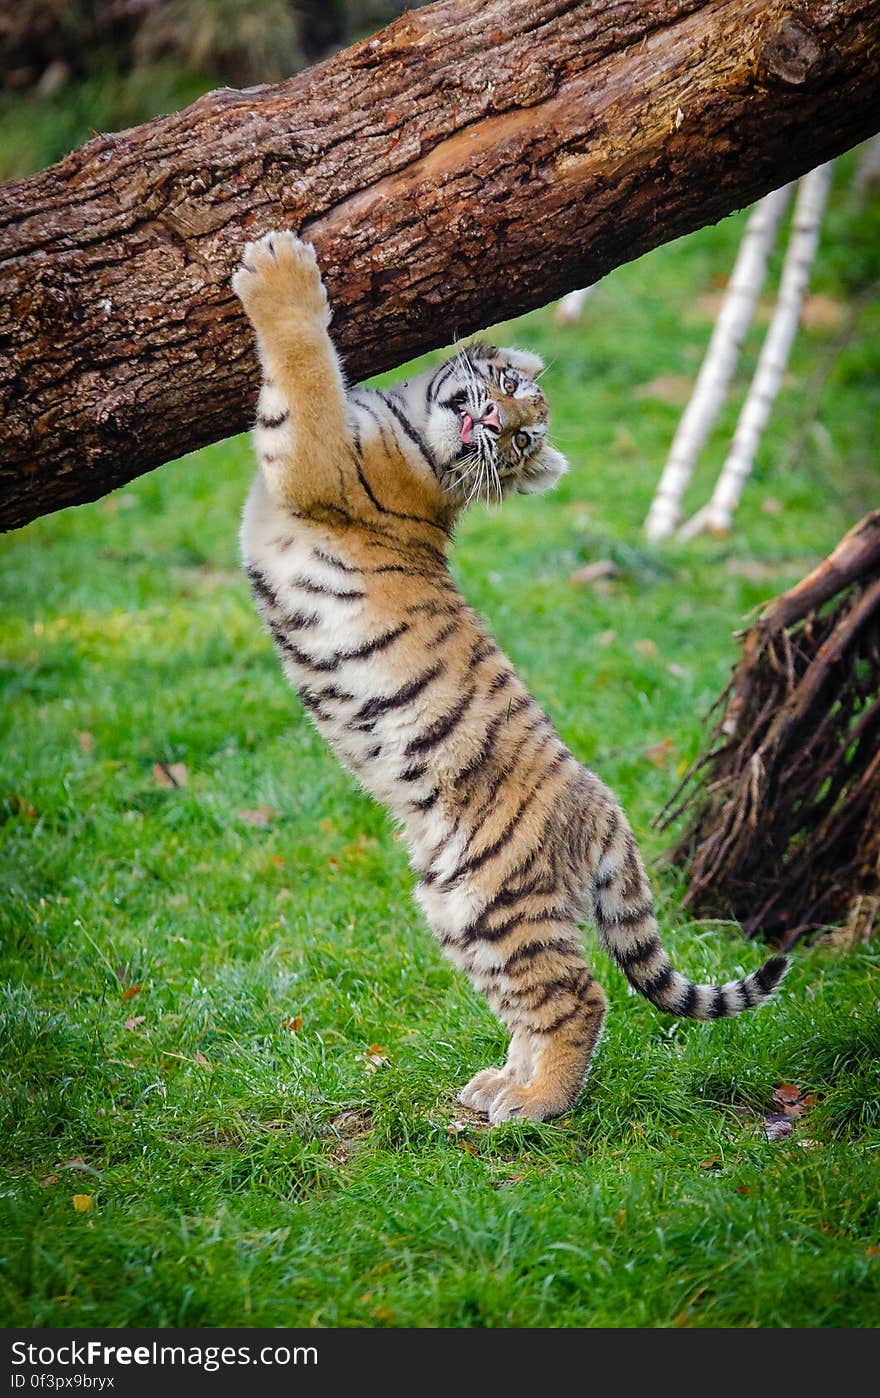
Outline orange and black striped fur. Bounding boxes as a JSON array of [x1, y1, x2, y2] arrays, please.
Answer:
[[233, 232, 787, 1123]]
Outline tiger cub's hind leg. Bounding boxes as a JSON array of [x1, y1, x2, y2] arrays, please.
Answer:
[[461, 929, 608, 1124]]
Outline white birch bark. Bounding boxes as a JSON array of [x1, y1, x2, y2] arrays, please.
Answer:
[[555, 285, 595, 323], [643, 184, 793, 541], [683, 162, 833, 538]]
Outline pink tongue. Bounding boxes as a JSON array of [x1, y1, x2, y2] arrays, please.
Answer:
[[459, 413, 474, 445]]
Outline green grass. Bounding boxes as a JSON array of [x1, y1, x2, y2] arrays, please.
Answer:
[[1, 124, 879, 1326]]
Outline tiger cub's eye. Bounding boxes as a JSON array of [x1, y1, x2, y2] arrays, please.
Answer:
[[500, 372, 519, 395], [513, 430, 530, 451]]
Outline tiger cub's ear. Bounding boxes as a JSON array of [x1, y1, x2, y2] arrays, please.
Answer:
[[499, 347, 545, 379], [517, 444, 568, 495]]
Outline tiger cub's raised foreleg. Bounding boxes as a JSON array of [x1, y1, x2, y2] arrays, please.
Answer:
[[231, 231, 351, 512]]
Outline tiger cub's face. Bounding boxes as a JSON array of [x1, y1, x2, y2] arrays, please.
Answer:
[[424, 344, 568, 507]]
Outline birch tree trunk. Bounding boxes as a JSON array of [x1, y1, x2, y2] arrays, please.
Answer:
[[2, 0, 879, 531], [682, 162, 834, 538], [643, 185, 793, 541]]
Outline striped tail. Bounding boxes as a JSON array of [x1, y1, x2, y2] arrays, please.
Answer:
[[591, 809, 788, 1020]]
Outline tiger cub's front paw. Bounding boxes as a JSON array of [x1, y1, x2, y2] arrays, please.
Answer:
[[232, 231, 330, 328]]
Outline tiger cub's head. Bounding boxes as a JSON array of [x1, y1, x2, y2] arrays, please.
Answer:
[[424, 344, 568, 507]]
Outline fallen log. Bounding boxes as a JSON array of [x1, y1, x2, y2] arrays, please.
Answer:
[[1, 0, 879, 530]]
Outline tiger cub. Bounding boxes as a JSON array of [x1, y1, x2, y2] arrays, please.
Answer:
[[232, 231, 787, 1124]]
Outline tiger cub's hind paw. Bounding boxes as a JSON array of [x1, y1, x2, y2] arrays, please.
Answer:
[[457, 1066, 513, 1115], [232, 230, 330, 326]]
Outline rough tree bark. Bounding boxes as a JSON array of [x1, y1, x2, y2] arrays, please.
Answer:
[[1, 0, 879, 531]]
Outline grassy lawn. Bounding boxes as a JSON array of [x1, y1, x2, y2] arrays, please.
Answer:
[[1, 133, 879, 1326]]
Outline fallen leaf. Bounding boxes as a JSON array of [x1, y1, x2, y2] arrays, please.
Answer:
[[78, 731, 94, 753], [121, 983, 142, 1002], [763, 1113, 793, 1141], [633, 638, 659, 658], [72, 1194, 92, 1213], [238, 806, 279, 827], [9, 795, 37, 820], [801, 292, 847, 330], [866, 1245, 880, 1259], [634, 375, 694, 406], [193, 1051, 210, 1066], [595, 629, 617, 647], [371, 1306, 395, 1325], [761, 497, 783, 516], [773, 1082, 802, 1104], [281, 1015, 304, 1032], [152, 761, 188, 789], [736, 1185, 751, 1197], [699, 1157, 722, 1170], [644, 737, 676, 767], [124, 1015, 146, 1031], [569, 560, 620, 586], [40, 1174, 59, 1187], [772, 1083, 812, 1119], [363, 1043, 391, 1072]]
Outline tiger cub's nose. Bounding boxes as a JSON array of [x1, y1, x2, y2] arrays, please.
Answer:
[[479, 403, 502, 433]]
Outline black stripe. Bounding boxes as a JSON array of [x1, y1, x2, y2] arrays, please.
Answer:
[[399, 762, 428, 783], [257, 408, 289, 429], [353, 458, 450, 537], [498, 939, 551, 973], [597, 903, 654, 931], [532, 998, 584, 1036], [404, 686, 477, 757], [487, 669, 513, 695], [377, 391, 437, 469], [290, 573, 365, 602], [598, 809, 621, 861], [330, 623, 410, 664], [351, 660, 445, 726], [740, 977, 758, 1009], [427, 360, 458, 404], [464, 906, 570, 948], [363, 535, 450, 569], [273, 627, 408, 674], [245, 565, 279, 610], [411, 787, 440, 812], [467, 635, 495, 669], [431, 618, 460, 645], [405, 598, 461, 619], [754, 955, 787, 995], [679, 982, 698, 1016], [519, 973, 582, 1014], [370, 564, 444, 579], [451, 710, 509, 789], [312, 548, 359, 574], [710, 987, 729, 1019], [615, 935, 660, 971], [447, 750, 567, 882], [642, 964, 674, 1003]]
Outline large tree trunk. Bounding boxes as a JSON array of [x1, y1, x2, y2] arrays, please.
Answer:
[[1, 0, 879, 531]]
